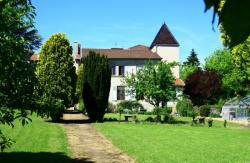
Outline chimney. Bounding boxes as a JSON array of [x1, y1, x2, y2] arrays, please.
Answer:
[[73, 41, 81, 57]]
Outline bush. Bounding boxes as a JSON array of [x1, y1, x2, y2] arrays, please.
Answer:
[[153, 106, 172, 122], [106, 102, 117, 113], [144, 116, 155, 122], [199, 105, 211, 117], [36, 97, 65, 122], [163, 114, 174, 123], [176, 98, 193, 117], [78, 99, 85, 114], [224, 120, 227, 128], [209, 113, 221, 118], [207, 118, 213, 127], [50, 100, 65, 121], [117, 100, 144, 113]]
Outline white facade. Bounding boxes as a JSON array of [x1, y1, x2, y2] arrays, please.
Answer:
[[108, 59, 159, 111], [151, 45, 180, 78], [75, 23, 181, 111]]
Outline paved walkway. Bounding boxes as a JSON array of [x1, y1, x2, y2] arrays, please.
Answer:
[[63, 112, 134, 163]]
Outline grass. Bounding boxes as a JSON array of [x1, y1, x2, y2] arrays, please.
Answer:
[[95, 113, 250, 163], [0, 114, 73, 163]]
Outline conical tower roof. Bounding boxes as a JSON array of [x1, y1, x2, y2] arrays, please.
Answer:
[[150, 23, 179, 49]]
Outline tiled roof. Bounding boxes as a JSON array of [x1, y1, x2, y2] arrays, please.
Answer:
[[175, 79, 185, 87], [82, 45, 161, 60], [150, 23, 179, 49]]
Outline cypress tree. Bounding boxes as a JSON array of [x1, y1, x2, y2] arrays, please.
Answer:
[[82, 51, 111, 122]]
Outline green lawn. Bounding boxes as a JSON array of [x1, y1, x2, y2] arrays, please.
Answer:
[[0, 114, 72, 163], [95, 114, 250, 163]]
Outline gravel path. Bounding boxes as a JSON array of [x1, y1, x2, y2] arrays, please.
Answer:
[[63, 113, 134, 163]]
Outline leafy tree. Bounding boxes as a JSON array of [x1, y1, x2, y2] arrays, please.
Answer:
[[125, 61, 176, 108], [76, 64, 84, 101], [184, 70, 221, 106], [205, 49, 248, 97], [231, 37, 250, 88], [180, 65, 200, 81], [82, 51, 111, 122], [36, 33, 76, 121], [204, 0, 250, 48], [183, 49, 200, 67], [0, 0, 41, 151]]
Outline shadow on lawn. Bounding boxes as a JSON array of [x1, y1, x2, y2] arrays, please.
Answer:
[[0, 152, 94, 163]]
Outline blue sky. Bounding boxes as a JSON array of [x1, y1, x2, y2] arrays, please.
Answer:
[[33, 0, 223, 64]]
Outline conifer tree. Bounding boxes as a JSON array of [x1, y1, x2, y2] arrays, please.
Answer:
[[82, 51, 111, 122], [183, 49, 200, 67]]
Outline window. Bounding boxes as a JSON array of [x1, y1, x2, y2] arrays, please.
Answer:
[[117, 86, 125, 100], [118, 66, 125, 76], [136, 65, 143, 72], [112, 66, 116, 76]]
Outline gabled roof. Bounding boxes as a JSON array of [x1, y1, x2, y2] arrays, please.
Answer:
[[82, 45, 161, 60], [150, 23, 179, 49]]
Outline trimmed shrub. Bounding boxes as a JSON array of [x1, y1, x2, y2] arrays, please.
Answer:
[[224, 120, 227, 128], [163, 114, 174, 123], [145, 116, 155, 122], [176, 98, 193, 117], [117, 100, 144, 114], [199, 105, 211, 117], [153, 106, 173, 123], [207, 118, 213, 127], [82, 51, 111, 122]]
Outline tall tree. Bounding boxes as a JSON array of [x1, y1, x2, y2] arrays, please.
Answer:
[[82, 51, 111, 122], [125, 61, 176, 108], [183, 49, 200, 67], [36, 33, 76, 121], [205, 49, 248, 97], [184, 70, 221, 106], [0, 0, 41, 151]]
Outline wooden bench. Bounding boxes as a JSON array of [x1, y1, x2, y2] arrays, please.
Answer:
[[124, 115, 137, 122]]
